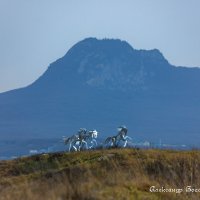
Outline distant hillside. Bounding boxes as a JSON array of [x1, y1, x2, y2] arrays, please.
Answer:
[[0, 38, 200, 145], [1, 148, 200, 200]]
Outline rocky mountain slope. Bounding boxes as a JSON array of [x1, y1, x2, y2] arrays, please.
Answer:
[[0, 38, 200, 145]]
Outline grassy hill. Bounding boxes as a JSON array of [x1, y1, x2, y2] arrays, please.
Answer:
[[1, 148, 200, 200]]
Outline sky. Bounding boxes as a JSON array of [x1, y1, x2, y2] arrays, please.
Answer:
[[0, 0, 200, 93]]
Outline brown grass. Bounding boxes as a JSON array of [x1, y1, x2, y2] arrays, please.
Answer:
[[1, 148, 200, 200]]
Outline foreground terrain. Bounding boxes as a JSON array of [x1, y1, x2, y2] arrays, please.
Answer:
[[0, 148, 200, 200]]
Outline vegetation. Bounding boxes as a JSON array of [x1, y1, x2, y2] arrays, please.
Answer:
[[1, 148, 200, 200]]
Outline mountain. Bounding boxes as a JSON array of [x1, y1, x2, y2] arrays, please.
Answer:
[[0, 37, 200, 145]]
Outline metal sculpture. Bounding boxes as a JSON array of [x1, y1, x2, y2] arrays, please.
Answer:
[[63, 126, 131, 151], [63, 134, 80, 152], [86, 130, 98, 149], [63, 128, 99, 151], [104, 126, 132, 148], [77, 128, 88, 151]]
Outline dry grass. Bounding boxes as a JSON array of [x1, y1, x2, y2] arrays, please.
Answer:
[[1, 148, 200, 200]]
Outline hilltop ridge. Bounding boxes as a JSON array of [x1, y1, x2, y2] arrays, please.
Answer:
[[1, 148, 200, 200]]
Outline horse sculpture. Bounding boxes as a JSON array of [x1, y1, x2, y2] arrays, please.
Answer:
[[63, 134, 80, 152], [63, 126, 131, 151], [86, 130, 98, 149], [104, 126, 132, 148], [77, 128, 88, 151], [63, 128, 99, 152]]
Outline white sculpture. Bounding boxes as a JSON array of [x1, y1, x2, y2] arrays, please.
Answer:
[[63, 128, 99, 151], [104, 126, 132, 148]]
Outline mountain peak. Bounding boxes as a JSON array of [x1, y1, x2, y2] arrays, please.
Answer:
[[75, 37, 134, 48], [33, 38, 171, 91], [66, 37, 134, 58]]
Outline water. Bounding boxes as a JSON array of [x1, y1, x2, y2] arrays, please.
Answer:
[[0, 138, 195, 161]]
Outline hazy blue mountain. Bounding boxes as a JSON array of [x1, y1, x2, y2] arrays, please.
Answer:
[[0, 38, 200, 145]]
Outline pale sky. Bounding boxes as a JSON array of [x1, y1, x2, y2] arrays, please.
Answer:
[[0, 0, 200, 93]]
